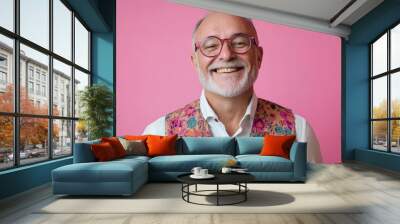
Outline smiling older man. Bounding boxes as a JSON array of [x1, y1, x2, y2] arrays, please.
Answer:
[[143, 12, 307, 140]]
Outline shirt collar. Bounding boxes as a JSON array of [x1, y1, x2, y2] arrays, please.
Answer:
[[199, 90, 258, 123]]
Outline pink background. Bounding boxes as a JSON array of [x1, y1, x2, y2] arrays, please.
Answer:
[[116, 0, 341, 163]]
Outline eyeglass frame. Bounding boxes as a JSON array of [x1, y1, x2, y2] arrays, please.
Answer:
[[194, 33, 259, 58]]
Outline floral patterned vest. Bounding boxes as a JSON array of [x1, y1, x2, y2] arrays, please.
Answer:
[[165, 98, 296, 137]]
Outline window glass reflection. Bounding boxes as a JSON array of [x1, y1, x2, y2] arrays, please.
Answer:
[[20, 0, 49, 49], [0, 34, 14, 113], [53, 0, 72, 60], [74, 18, 89, 70], [20, 44, 49, 115], [0, 0, 14, 32], [372, 33, 387, 76], [0, 116, 13, 170], [372, 77, 387, 119], [53, 59, 72, 117], [20, 117, 49, 165], [372, 121, 388, 151]]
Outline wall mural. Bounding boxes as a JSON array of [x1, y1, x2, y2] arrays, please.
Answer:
[[116, 0, 341, 163]]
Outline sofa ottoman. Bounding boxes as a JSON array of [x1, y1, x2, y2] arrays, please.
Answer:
[[52, 156, 148, 196]]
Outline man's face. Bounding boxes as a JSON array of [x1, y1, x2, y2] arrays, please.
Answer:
[[191, 13, 263, 98]]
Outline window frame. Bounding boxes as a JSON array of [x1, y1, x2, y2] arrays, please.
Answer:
[[0, 0, 92, 171], [370, 20, 400, 154]]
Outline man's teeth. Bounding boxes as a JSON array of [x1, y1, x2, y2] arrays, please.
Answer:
[[215, 67, 241, 73]]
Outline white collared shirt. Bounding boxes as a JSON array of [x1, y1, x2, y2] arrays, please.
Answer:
[[143, 91, 307, 142]]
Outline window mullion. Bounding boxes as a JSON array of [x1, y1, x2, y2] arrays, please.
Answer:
[[71, 10, 76, 155], [388, 30, 391, 152], [370, 45, 373, 149], [49, 0, 53, 160], [13, 0, 20, 167]]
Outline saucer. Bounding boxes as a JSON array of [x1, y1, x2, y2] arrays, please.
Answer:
[[190, 174, 215, 179]]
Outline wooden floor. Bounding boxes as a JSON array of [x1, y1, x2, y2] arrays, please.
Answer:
[[1, 162, 400, 224]]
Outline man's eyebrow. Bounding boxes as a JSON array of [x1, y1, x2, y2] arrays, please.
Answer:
[[232, 32, 250, 36], [202, 32, 251, 40]]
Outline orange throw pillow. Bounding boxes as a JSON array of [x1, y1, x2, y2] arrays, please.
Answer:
[[101, 137, 127, 158], [146, 135, 178, 157], [91, 142, 117, 161], [260, 134, 296, 159], [125, 135, 148, 141]]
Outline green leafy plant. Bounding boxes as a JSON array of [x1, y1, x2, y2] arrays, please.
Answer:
[[79, 84, 113, 140]]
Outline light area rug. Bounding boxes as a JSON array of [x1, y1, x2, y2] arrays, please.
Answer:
[[37, 183, 362, 214]]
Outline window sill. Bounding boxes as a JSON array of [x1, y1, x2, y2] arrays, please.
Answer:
[[0, 156, 72, 175], [355, 148, 400, 172]]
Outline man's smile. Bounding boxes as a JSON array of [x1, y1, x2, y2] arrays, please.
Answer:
[[211, 66, 244, 74]]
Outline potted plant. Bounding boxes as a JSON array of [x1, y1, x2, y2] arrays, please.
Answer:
[[79, 84, 113, 140]]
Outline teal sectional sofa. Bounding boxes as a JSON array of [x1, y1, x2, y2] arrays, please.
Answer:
[[52, 137, 307, 196]]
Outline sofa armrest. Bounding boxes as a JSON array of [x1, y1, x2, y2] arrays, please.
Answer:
[[73, 140, 100, 163], [289, 141, 307, 181]]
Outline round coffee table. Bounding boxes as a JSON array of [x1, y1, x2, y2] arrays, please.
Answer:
[[177, 172, 255, 206]]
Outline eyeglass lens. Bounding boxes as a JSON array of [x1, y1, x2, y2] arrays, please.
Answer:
[[200, 35, 252, 56]]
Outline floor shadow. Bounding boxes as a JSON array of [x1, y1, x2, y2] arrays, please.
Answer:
[[203, 190, 295, 207], [56, 183, 182, 200], [306, 123, 323, 163]]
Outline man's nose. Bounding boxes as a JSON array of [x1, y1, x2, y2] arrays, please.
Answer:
[[217, 40, 235, 60]]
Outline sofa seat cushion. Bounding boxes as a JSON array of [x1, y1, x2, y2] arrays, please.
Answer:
[[176, 137, 236, 155], [52, 159, 147, 183], [149, 154, 235, 172], [236, 155, 293, 172]]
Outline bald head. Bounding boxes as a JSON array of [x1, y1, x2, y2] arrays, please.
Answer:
[[192, 12, 258, 48], [190, 12, 263, 99]]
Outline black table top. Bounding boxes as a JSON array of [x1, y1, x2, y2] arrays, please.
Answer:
[[177, 172, 255, 185]]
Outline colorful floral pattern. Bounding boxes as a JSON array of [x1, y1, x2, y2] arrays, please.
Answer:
[[166, 100, 212, 137], [250, 98, 296, 137], [165, 98, 296, 137]]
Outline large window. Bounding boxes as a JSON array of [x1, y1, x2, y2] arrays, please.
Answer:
[[370, 23, 400, 153], [0, 0, 91, 171]]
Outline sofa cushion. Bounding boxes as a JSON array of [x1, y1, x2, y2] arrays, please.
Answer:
[[260, 135, 296, 159], [148, 154, 235, 172], [147, 135, 178, 157], [90, 142, 118, 161], [176, 137, 236, 155], [236, 155, 293, 172], [236, 137, 263, 155], [101, 137, 127, 158], [118, 138, 147, 156]]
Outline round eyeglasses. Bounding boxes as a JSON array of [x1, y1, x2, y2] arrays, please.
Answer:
[[194, 34, 258, 58]]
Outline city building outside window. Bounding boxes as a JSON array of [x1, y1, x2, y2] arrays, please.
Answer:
[[41, 85, 46, 97], [0, 71, 6, 85], [28, 81, 34, 94], [0, 54, 6, 67], [28, 67, 34, 80]]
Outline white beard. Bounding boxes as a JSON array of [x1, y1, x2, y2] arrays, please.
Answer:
[[196, 64, 258, 98]]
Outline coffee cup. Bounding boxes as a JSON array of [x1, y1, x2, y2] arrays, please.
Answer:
[[191, 167, 202, 176], [221, 167, 232, 173], [200, 169, 208, 176]]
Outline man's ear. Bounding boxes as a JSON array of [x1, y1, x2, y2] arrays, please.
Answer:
[[257, 46, 263, 69], [191, 53, 197, 67]]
